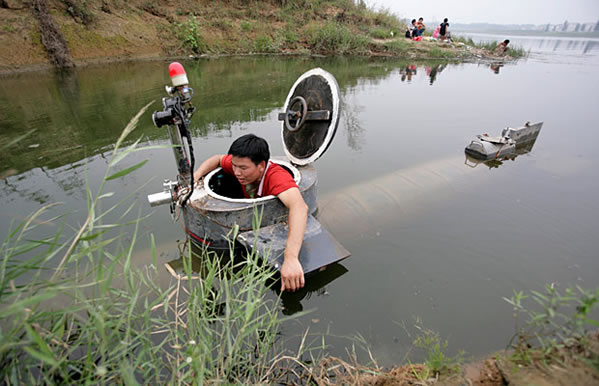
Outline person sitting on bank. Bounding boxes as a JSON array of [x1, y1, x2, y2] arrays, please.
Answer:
[[497, 39, 510, 55], [405, 19, 417, 38], [193, 134, 307, 292], [439, 18, 452, 41], [414, 17, 426, 37]]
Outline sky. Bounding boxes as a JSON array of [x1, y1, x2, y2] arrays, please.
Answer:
[[366, 0, 599, 25]]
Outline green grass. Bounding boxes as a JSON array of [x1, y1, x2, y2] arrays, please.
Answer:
[[240, 20, 254, 32], [428, 46, 454, 58], [369, 26, 393, 39], [254, 35, 280, 53], [504, 284, 599, 365], [382, 39, 410, 55], [174, 15, 206, 54], [307, 21, 369, 54], [412, 326, 464, 377], [0, 105, 303, 384], [453, 35, 529, 58]]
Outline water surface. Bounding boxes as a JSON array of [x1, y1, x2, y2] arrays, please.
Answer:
[[1, 37, 598, 364]]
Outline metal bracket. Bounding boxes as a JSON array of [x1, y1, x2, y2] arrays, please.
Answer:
[[277, 110, 331, 122]]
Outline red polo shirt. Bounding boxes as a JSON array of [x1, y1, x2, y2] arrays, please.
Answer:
[[221, 154, 298, 198]]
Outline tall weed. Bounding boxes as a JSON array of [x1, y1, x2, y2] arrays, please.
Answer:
[[307, 22, 369, 54], [0, 105, 298, 384], [504, 284, 599, 364]]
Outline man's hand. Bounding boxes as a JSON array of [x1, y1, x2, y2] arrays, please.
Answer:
[[277, 187, 308, 292], [193, 154, 224, 183], [280, 256, 304, 292]]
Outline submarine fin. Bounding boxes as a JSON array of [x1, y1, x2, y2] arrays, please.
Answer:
[[237, 214, 350, 274]]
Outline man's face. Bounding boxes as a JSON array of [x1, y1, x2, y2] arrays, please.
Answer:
[[231, 156, 265, 186]]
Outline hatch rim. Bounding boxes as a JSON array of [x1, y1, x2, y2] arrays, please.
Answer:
[[281, 68, 340, 166]]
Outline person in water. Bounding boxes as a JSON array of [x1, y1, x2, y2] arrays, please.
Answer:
[[193, 134, 307, 292], [497, 39, 510, 55]]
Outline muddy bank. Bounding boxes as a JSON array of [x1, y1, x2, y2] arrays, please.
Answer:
[[320, 331, 599, 385], [0, 0, 511, 74]]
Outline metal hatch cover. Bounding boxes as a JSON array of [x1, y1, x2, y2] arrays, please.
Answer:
[[279, 68, 341, 166], [237, 215, 350, 274]]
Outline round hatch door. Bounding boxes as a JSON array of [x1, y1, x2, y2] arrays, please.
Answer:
[[279, 68, 340, 166]]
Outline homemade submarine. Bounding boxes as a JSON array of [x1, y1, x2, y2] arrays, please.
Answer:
[[148, 63, 350, 274]]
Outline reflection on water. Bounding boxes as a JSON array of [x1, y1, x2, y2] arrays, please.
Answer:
[[278, 264, 348, 315], [458, 32, 599, 57], [399, 62, 448, 84], [165, 242, 348, 316], [489, 62, 504, 74], [425, 63, 447, 85], [400, 64, 417, 82], [465, 140, 540, 169], [341, 101, 365, 151], [0, 57, 409, 176]]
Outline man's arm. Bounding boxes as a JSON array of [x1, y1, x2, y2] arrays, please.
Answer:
[[193, 154, 224, 182], [277, 187, 308, 292]]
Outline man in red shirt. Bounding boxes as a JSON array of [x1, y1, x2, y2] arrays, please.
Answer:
[[193, 134, 307, 292]]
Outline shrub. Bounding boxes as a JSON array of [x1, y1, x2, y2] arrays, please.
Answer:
[[383, 39, 410, 55], [254, 35, 279, 53], [410, 326, 464, 378], [175, 16, 206, 54], [240, 20, 254, 31], [504, 284, 599, 365], [370, 27, 392, 39], [62, 0, 95, 25], [428, 46, 453, 58], [307, 22, 369, 54]]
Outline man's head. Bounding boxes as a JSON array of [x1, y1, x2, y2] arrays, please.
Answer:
[[411, 19, 416, 25], [444, 18, 448, 23], [504, 39, 510, 45], [228, 134, 270, 185], [418, 17, 423, 22]]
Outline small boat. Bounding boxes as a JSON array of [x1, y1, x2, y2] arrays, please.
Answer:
[[465, 121, 543, 160]]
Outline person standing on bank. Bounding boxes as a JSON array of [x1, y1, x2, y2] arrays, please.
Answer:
[[193, 134, 307, 292]]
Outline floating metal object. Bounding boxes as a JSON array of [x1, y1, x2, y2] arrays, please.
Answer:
[[465, 121, 543, 160], [148, 67, 350, 274]]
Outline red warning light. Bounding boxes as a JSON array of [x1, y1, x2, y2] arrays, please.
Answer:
[[168, 62, 188, 87]]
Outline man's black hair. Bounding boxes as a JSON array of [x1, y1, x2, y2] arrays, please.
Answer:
[[228, 134, 270, 165], [444, 18, 448, 23], [411, 19, 416, 24], [504, 39, 510, 44]]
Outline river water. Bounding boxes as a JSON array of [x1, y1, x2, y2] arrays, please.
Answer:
[[1, 35, 598, 364]]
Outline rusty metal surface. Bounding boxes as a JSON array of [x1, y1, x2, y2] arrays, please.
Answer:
[[237, 215, 351, 274], [183, 163, 317, 244]]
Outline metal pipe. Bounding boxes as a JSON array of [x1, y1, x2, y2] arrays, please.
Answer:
[[166, 124, 191, 182]]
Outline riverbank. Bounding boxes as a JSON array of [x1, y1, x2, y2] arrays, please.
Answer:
[[0, 0, 517, 74]]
